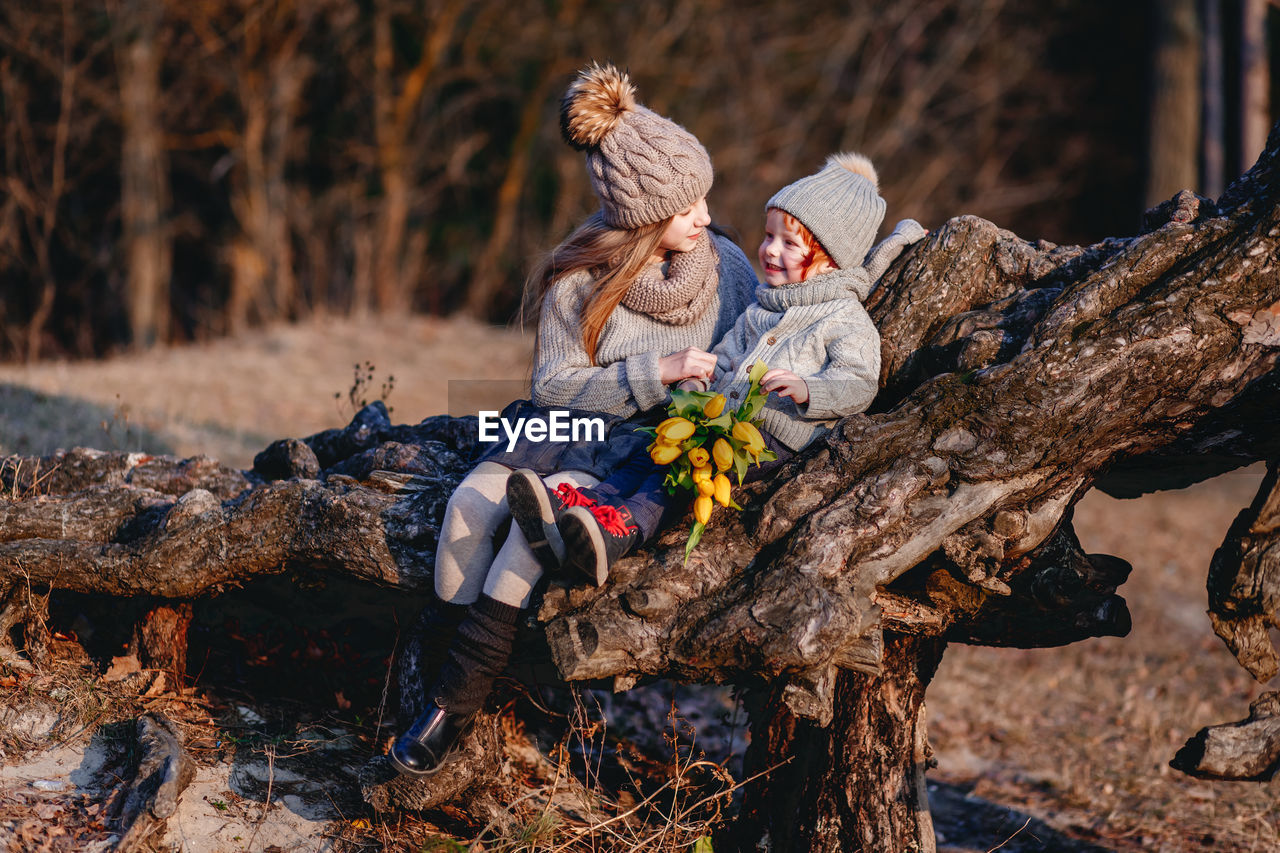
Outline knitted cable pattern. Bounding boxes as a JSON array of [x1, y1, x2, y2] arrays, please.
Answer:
[[560, 62, 713, 228], [620, 231, 719, 325]]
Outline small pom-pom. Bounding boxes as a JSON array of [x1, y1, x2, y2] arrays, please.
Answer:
[[560, 62, 637, 150], [826, 152, 879, 192]]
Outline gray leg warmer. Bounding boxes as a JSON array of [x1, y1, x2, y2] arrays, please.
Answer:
[[434, 461, 512, 605]]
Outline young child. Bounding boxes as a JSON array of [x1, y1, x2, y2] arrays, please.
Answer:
[[507, 153, 926, 584]]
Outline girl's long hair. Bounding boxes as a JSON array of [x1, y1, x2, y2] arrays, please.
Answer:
[[523, 210, 669, 365]]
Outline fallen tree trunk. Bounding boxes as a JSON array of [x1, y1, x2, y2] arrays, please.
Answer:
[[1207, 460, 1280, 682], [3, 126, 1280, 849], [111, 713, 195, 853], [1171, 691, 1280, 782]]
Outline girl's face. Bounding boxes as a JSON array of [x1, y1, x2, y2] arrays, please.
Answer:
[[656, 197, 711, 257], [759, 209, 831, 286]]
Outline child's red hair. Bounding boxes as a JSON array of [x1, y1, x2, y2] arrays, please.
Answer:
[[775, 210, 836, 279]]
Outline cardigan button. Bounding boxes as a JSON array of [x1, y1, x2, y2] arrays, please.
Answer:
[[730, 391, 739, 399], [766, 336, 777, 345]]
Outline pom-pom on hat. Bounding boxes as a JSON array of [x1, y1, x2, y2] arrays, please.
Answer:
[[765, 152, 887, 271], [560, 62, 713, 229]]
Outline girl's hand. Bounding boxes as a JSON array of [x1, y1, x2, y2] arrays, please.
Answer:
[[676, 378, 705, 392], [761, 368, 809, 405], [658, 347, 716, 384]]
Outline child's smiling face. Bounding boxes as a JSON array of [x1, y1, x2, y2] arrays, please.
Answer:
[[656, 196, 711, 257], [758, 209, 830, 286]]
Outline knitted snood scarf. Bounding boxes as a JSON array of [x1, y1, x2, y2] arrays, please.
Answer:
[[620, 232, 720, 325]]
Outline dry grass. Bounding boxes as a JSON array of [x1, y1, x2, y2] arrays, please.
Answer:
[[318, 690, 740, 853], [473, 695, 736, 853], [0, 314, 535, 468]]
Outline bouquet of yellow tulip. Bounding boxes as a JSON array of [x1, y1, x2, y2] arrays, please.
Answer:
[[640, 361, 777, 562]]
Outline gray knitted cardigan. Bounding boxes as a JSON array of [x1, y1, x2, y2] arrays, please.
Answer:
[[532, 232, 757, 417], [704, 219, 926, 450]]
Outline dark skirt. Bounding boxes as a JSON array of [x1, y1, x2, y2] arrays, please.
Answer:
[[473, 399, 662, 481]]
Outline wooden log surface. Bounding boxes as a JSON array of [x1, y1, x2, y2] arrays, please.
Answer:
[[1172, 691, 1280, 781], [111, 713, 195, 853], [1207, 461, 1280, 681]]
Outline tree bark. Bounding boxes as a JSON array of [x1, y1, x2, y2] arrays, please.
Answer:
[[1172, 690, 1280, 781], [732, 633, 945, 853], [135, 601, 193, 683], [1207, 460, 1280, 681], [112, 714, 195, 853]]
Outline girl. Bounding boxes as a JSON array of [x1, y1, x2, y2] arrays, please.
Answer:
[[390, 62, 758, 776], [510, 153, 926, 583]]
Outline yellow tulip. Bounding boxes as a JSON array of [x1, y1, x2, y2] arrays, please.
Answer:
[[692, 464, 712, 483], [694, 494, 713, 525], [657, 417, 696, 442], [732, 420, 765, 450], [687, 447, 710, 468], [657, 416, 686, 432], [712, 438, 733, 472], [697, 479, 715, 497], [650, 444, 682, 465], [713, 473, 731, 506], [703, 394, 727, 418]]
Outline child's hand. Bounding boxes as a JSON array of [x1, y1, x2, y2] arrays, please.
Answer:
[[760, 369, 809, 405], [659, 347, 716, 384], [676, 378, 705, 392]]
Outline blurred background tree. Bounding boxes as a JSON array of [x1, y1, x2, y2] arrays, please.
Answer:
[[0, 0, 1274, 360]]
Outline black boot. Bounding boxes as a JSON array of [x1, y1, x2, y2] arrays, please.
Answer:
[[390, 595, 521, 776], [558, 501, 641, 587], [388, 699, 474, 775], [505, 468, 599, 573]]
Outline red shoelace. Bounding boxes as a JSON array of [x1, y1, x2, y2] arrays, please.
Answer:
[[589, 503, 637, 539], [555, 482, 597, 509]]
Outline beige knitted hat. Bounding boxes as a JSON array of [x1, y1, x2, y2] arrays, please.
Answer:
[[766, 152, 886, 270], [560, 62, 713, 229]]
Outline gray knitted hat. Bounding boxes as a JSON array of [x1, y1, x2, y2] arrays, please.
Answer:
[[561, 62, 713, 229], [766, 152, 886, 270]]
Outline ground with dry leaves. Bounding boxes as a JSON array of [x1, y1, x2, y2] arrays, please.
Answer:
[[0, 315, 1276, 852]]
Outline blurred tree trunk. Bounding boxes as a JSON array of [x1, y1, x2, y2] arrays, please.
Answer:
[[1147, 0, 1202, 207], [227, 2, 307, 331], [463, 67, 557, 319], [116, 0, 171, 350], [1202, 0, 1225, 197], [371, 0, 461, 315], [463, 0, 581, 320], [3, 0, 79, 361], [1241, 0, 1271, 171]]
